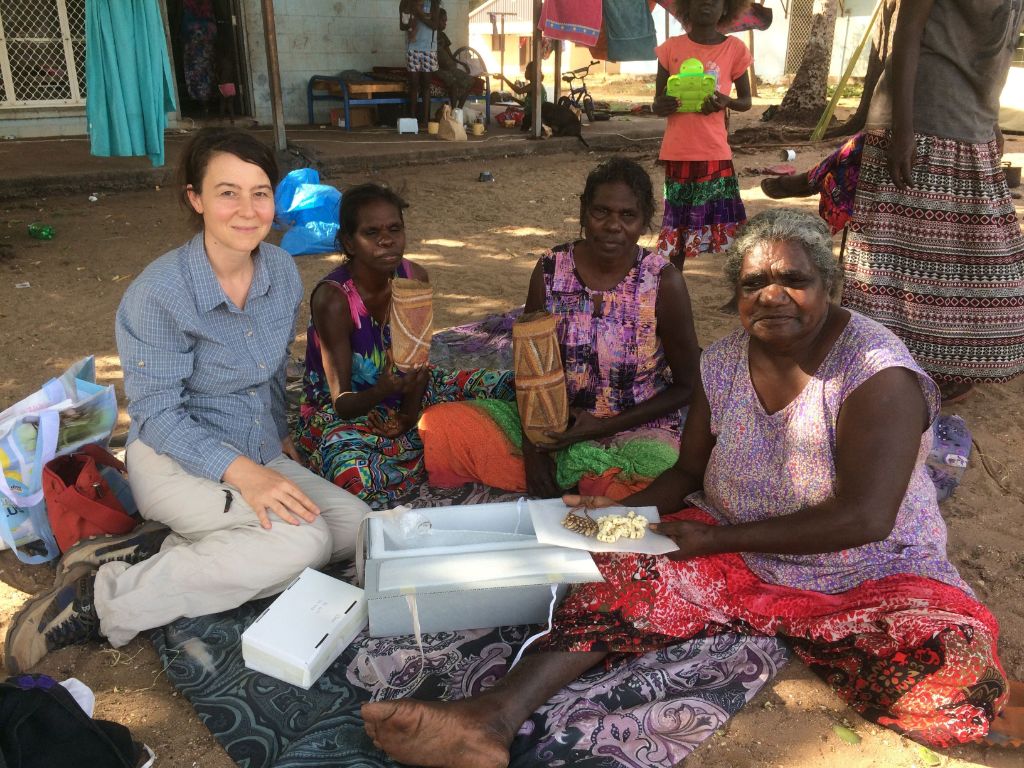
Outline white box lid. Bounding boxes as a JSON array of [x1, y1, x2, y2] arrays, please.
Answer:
[[242, 568, 365, 668]]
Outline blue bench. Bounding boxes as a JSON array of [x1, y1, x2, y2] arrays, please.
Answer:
[[306, 74, 490, 130], [306, 76, 409, 129]]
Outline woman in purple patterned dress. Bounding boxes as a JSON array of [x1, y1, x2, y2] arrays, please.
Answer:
[[419, 157, 702, 500], [362, 210, 1020, 765]]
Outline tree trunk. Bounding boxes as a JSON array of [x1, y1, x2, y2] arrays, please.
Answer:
[[772, 0, 840, 125]]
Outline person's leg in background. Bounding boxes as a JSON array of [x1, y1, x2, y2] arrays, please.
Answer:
[[418, 71, 432, 124], [406, 49, 421, 121]]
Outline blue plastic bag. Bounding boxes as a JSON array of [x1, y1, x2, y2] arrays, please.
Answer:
[[274, 168, 342, 256]]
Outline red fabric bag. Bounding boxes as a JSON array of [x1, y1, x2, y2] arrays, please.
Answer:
[[43, 445, 135, 552]]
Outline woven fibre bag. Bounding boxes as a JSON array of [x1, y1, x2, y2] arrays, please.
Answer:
[[512, 311, 568, 446], [436, 104, 468, 141], [390, 278, 433, 372]]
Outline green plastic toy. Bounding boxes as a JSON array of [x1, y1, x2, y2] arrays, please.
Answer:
[[665, 58, 717, 112]]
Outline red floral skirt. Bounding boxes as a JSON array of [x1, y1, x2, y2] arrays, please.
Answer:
[[539, 508, 1007, 747]]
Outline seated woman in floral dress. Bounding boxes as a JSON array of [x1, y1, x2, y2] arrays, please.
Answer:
[[295, 183, 513, 508]]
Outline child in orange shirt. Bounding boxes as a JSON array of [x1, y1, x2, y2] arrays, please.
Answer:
[[653, 0, 752, 269]]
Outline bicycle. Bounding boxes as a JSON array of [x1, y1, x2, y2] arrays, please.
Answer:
[[558, 60, 600, 123]]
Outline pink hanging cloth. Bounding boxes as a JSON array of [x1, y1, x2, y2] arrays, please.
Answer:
[[538, 0, 603, 46]]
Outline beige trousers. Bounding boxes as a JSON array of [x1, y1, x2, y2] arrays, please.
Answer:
[[93, 440, 370, 647]]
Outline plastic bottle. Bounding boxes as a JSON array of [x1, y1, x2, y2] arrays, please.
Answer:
[[27, 223, 55, 240]]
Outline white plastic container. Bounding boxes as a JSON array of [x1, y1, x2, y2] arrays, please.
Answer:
[[462, 103, 484, 125], [242, 568, 367, 689], [363, 501, 603, 637], [396, 117, 418, 134]]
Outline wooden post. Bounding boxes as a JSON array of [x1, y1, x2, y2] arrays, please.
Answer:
[[748, 29, 758, 98], [158, 0, 182, 126], [532, 0, 543, 138], [499, 13, 507, 81], [553, 40, 562, 103], [260, 0, 287, 151]]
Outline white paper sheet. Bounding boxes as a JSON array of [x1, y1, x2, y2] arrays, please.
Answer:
[[528, 499, 680, 556]]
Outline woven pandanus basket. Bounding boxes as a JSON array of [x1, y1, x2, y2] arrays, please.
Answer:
[[390, 278, 433, 372], [512, 311, 568, 446]]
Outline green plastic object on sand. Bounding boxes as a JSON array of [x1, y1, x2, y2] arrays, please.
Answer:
[[27, 223, 55, 240], [665, 58, 717, 112]]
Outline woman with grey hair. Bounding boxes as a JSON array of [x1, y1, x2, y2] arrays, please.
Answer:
[[362, 209, 1019, 765], [722, 207, 839, 290]]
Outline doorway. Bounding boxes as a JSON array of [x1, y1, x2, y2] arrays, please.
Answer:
[[164, 0, 250, 120]]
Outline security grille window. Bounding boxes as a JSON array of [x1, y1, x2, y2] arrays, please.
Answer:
[[0, 0, 86, 109], [784, 0, 816, 74]]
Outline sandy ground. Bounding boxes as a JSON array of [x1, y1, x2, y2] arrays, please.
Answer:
[[1, 117, 1023, 767]]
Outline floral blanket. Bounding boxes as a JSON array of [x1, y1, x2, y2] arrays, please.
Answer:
[[151, 589, 787, 768]]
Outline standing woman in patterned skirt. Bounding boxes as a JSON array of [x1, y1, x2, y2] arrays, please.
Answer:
[[842, 0, 1024, 402]]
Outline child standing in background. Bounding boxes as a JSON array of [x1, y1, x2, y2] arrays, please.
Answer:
[[653, 0, 752, 270], [401, 0, 441, 127]]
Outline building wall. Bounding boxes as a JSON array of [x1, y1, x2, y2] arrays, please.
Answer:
[[243, 0, 470, 126], [0, 108, 86, 139], [0, 0, 883, 137], [1, 0, 469, 136]]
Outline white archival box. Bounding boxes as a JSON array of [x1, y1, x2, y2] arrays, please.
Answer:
[[241, 567, 367, 689], [364, 500, 604, 637]]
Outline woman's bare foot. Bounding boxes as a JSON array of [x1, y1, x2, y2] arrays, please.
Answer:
[[761, 173, 812, 199], [362, 698, 514, 768]]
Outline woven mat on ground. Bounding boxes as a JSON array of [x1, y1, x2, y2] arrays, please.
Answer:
[[428, 307, 522, 371], [151, 311, 790, 768]]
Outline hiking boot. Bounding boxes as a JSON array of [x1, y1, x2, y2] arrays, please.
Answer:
[[56, 519, 171, 583], [5, 562, 102, 675]]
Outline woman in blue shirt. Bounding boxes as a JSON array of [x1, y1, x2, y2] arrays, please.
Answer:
[[5, 129, 371, 674]]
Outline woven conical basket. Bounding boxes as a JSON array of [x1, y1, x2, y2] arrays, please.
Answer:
[[512, 311, 568, 446], [390, 278, 433, 372]]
